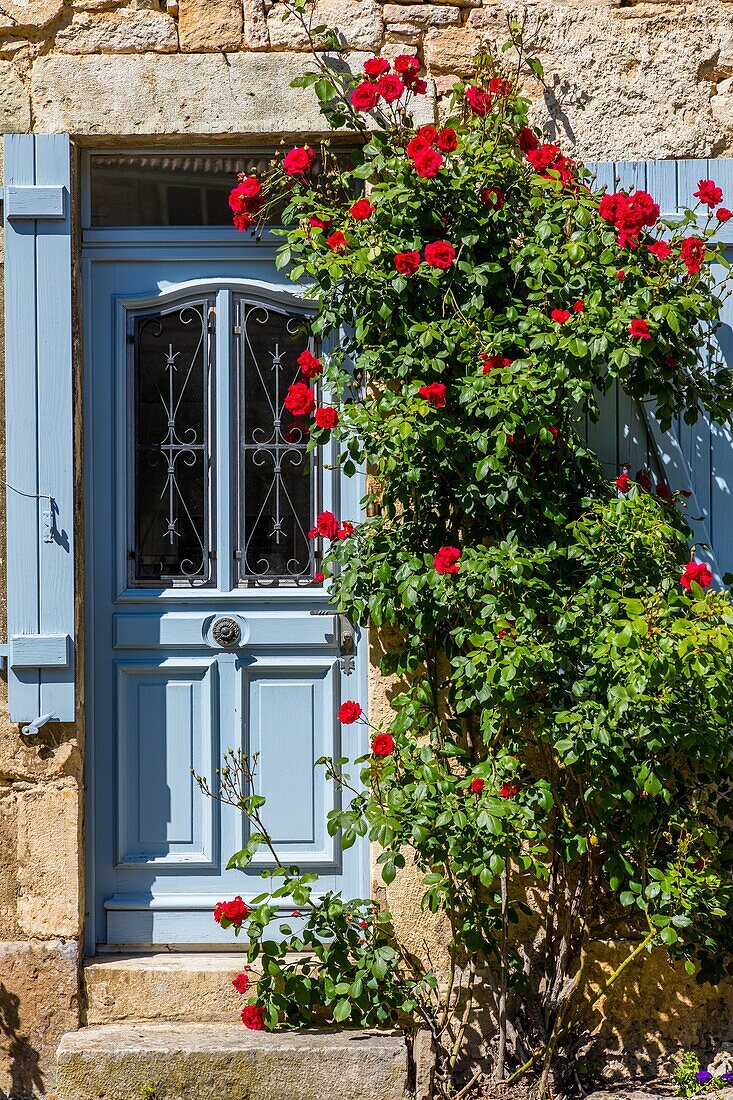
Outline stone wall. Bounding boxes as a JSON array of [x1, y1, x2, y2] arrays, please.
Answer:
[[0, 0, 732, 1095], [0, 0, 730, 157]]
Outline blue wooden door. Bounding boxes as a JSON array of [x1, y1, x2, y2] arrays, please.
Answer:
[[84, 242, 368, 948], [586, 159, 733, 581]]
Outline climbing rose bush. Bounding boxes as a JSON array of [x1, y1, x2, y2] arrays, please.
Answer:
[[214, 9, 733, 1096]]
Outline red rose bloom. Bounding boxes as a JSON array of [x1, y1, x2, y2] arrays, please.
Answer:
[[634, 469, 652, 492], [394, 250, 421, 275], [284, 382, 316, 417], [413, 148, 444, 178], [229, 177, 263, 216], [315, 406, 339, 430], [214, 896, 249, 928], [282, 146, 315, 177], [616, 270, 626, 280], [656, 481, 672, 501], [627, 190, 659, 226], [241, 1005, 265, 1031], [350, 82, 379, 112], [232, 972, 250, 994], [308, 215, 332, 231], [629, 318, 651, 340], [418, 124, 438, 143], [377, 73, 405, 103], [500, 782, 520, 799], [599, 192, 629, 225], [489, 76, 512, 96], [527, 143, 562, 172], [465, 85, 492, 115], [615, 472, 630, 492], [338, 700, 362, 724], [297, 348, 322, 379], [364, 57, 390, 77], [233, 213, 253, 232], [411, 77, 428, 95], [648, 240, 673, 260], [694, 178, 723, 207], [393, 54, 420, 79], [372, 733, 394, 758], [406, 135, 430, 160], [551, 308, 571, 324], [573, 300, 585, 313], [680, 560, 713, 591], [599, 189, 659, 248], [681, 236, 705, 275], [315, 511, 340, 541], [419, 382, 447, 407], [436, 128, 458, 152], [470, 777, 485, 794], [350, 198, 374, 220], [326, 230, 348, 253], [337, 521, 354, 540], [516, 127, 539, 153], [482, 353, 512, 374], [434, 546, 461, 574], [717, 207, 732, 222], [481, 186, 504, 209], [314, 571, 325, 583], [424, 240, 455, 269]]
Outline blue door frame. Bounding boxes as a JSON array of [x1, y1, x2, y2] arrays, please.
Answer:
[[82, 179, 369, 951]]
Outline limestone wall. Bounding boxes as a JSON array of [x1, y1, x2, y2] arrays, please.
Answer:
[[0, 0, 732, 1095], [0, 0, 729, 158]]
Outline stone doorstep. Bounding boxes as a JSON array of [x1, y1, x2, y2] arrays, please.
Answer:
[[56, 1023, 409, 1100], [83, 953, 255, 1024]]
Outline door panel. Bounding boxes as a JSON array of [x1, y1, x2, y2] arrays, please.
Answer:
[[246, 662, 339, 867], [116, 660, 218, 869], [84, 250, 367, 949]]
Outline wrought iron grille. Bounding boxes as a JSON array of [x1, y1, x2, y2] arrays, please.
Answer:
[[235, 297, 319, 585], [129, 299, 213, 586]]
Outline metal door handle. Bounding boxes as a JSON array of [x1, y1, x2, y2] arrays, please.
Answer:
[[337, 614, 356, 675]]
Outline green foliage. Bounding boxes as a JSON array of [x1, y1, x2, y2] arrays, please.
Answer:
[[216, 9, 733, 1093]]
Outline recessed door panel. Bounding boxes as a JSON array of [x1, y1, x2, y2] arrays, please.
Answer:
[[246, 662, 339, 868], [116, 660, 217, 868]]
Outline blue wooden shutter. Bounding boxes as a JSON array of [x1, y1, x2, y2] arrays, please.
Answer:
[[3, 134, 74, 725], [586, 158, 733, 581]]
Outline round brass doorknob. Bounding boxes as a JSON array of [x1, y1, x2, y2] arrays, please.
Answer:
[[211, 616, 242, 647]]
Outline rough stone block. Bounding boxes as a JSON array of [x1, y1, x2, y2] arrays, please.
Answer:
[[57, 1025, 408, 1100], [0, 790, 20, 940], [0, 0, 63, 30], [244, 0, 269, 50], [0, 33, 29, 57], [383, 4, 461, 28], [16, 781, 81, 939], [0, 58, 29, 132], [268, 0, 384, 52], [0, 939, 80, 1100], [178, 0, 242, 51], [55, 9, 178, 52], [31, 51, 436, 134], [424, 26, 480, 76], [84, 954, 255, 1024]]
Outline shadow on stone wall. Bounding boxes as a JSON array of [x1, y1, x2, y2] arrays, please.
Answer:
[[0, 983, 43, 1100]]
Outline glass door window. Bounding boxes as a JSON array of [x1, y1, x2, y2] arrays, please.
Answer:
[[127, 291, 322, 592]]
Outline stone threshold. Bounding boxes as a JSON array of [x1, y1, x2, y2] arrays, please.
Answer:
[[57, 1023, 408, 1100], [85, 953, 271, 1023]]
